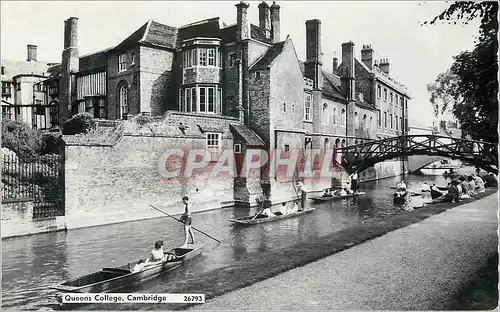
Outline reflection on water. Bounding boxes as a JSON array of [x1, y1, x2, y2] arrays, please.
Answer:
[[2, 171, 472, 310]]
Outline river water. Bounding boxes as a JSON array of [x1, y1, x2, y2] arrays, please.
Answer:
[[1, 169, 476, 310]]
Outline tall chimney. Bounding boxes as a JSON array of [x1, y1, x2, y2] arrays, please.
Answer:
[[379, 58, 390, 74], [304, 19, 322, 89], [236, 1, 250, 41], [341, 41, 355, 100], [258, 1, 271, 39], [62, 17, 79, 73], [361, 44, 374, 70], [332, 51, 338, 73], [27, 44, 37, 62], [270, 1, 280, 43]]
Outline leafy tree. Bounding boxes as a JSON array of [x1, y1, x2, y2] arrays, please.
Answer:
[[1, 120, 43, 159], [424, 1, 498, 143]]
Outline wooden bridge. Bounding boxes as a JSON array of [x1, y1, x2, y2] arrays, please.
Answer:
[[336, 135, 498, 174]]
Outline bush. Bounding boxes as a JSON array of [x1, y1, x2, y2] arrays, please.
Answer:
[[40, 133, 63, 155], [1, 120, 43, 159], [63, 112, 96, 135]]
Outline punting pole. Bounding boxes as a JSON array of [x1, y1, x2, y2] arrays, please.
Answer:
[[150, 205, 221, 244]]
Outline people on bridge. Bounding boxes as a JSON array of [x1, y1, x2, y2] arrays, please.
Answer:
[[180, 196, 195, 247], [349, 171, 359, 193]]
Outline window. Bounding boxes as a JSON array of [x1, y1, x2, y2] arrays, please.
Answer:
[[395, 95, 398, 106], [218, 48, 222, 67], [15, 83, 20, 91], [199, 48, 207, 66], [363, 114, 367, 128], [383, 88, 387, 101], [390, 114, 393, 129], [390, 92, 393, 104], [405, 99, 408, 110], [333, 107, 337, 125], [98, 99, 106, 118], [340, 108, 346, 126], [304, 93, 312, 121], [207, 48, 215, 66], [234, 143, 242, 153], [185, 88, 191, 112], [119, 84, 128, 118], [378, 111, 381, 127], [229, 53, 236, 67], [217, 88, 222, 114], [377, 85, 381, 98], [284, 144, 290, 152], [369, 116, 373, 129], [354, 111, 358, 128], [208, 87, 215, 112], [282, 103, 286, 112], [191, 87, 197, 112], [197, 86, 216, 113], [255, 71, 261, 79], [131, 53, 137, 65], [206, 132, 221, 161], [384, 112, 387, 128], [395, 114, 398, 130], [292, 104, 295, 112], [323, 103, 328, 123], [1, 66, 4, 75], [199, 87, 206, 112], [400, 96, 404, 108], [119, 54, 127, 72], [183, 50, 195, 68], [179, 89, 185, 111], [2, 82, 12, 95]]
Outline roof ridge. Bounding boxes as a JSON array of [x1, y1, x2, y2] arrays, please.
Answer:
[[139, 19, 153, 43]]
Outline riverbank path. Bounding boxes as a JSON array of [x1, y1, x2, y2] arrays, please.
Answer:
[[191, 193, 498, 310]]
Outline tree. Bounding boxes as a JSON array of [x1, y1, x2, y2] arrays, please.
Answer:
[[424, 1, 498, 143], [1, 120, 43, 159]]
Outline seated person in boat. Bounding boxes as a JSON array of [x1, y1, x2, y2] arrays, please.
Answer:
[[397, 180, 407, 191], [276, 202, 287, 216], [289, 201, 299, 214], [339, 188, 348, 196], [132, 258, 149, 273], [150, 241, 166, 262], [261, 207, 276, 218]]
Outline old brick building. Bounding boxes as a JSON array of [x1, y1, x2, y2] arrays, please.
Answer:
[[43, 1, 411, 208]]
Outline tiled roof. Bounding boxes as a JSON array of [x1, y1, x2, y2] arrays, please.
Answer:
[[79, 49, 110, 72], [299, 60, 347, 102], [250, 41, 285, 70], [355, 97, 377, 111], [177, 17, 222, 45], [143, 21, 177, 48], [250, 24, 272, 44], [114, 20, 177, 51], [230, 124, 265, 146], [1, 59, 50, 81]]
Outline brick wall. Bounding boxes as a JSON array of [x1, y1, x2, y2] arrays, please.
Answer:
[[248, 69, 271, 142], [63, 113, 242, 229], [1, 200, 65, 238], [317, 97, 348, 136], [139, 46, 174, 116], [223, 45, 239, 117]]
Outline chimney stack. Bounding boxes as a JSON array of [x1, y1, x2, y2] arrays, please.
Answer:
[[27, 44, 37, 62], [379, 58, 390, 74], [270, 1, 280, 43], [236, 1, 250, 41], [332, 51, 338, 73], [304, 19, 323, 89], [361, 44, 374, 70], [341, 41, 355, 100], [62, 17, 79, 73], [258, 1, 271, 39]]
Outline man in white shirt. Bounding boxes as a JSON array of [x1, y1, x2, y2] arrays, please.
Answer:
[[349, 171, 359, 193], [297, 181, 307, 210]]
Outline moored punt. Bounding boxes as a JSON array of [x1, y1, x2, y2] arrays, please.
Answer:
[[310, 192, 366, 203], [50, 244, 205, 294], [229, 208, 315, 225]]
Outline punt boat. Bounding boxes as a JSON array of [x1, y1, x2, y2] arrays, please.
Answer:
[[310, 192, 366, 203], [50, 244, 205, 294], [229, 208, 315, 225]]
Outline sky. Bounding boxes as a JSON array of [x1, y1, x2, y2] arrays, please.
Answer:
[[1, 1, 481, 128]]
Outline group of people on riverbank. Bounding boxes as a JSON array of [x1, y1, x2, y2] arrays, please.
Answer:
[[429, 173, 497, 203]]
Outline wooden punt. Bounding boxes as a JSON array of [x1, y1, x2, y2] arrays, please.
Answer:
[[50, 244, 205, 294], [310, 192, 366, 203], [229, 208, 315, 225]]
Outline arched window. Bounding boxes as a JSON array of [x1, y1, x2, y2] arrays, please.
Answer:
[[395, 114, 398, 130], [323, 103, 328, 123], [119, 84, 128, 119], [363, 114, 367, 129], [335, 138, 340, 149], [283, 103, 286, 112], [292, 104, 295, 112], [390, 114, 393, 129], [324, 138, 329, 151], [354, 111, 358, 128], [384, 112, 387, 128], [332, 107, 337, 125], [341, 108, 346, 126], [341, 139, 346, 148], [369, 116, 373, 130]]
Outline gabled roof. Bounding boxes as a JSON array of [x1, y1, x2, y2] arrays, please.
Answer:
[[250, 41, 285, 70], [114, 20, 177, 51], [1, 59, 51, 81], [230, 124, 265, 146]]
